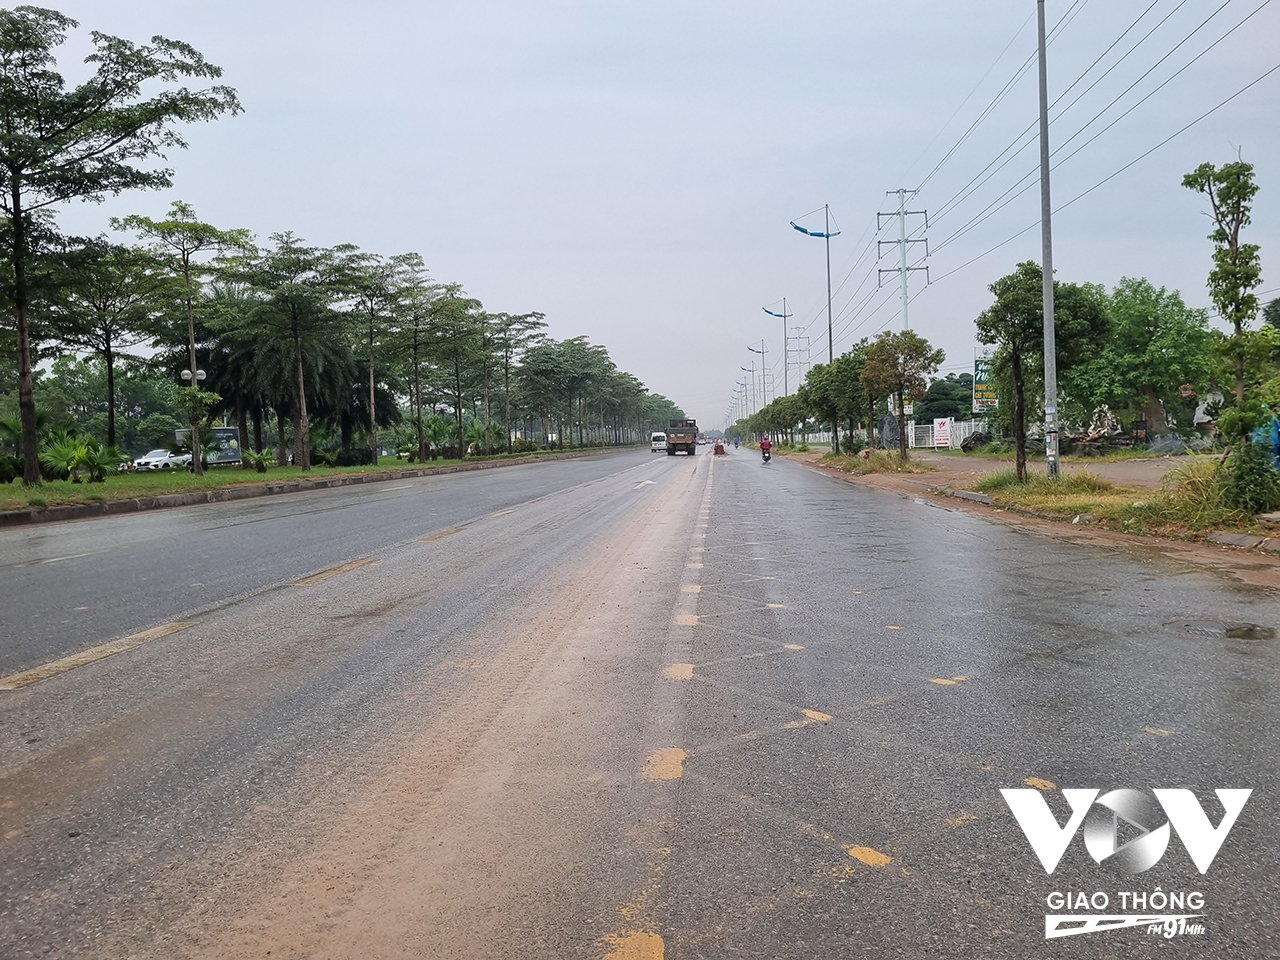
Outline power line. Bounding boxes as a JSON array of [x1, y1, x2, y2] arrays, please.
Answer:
[[929, 58, 1280, 285]]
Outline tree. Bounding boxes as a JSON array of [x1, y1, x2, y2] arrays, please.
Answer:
[[0, 7, 240, 484], [1061, 278, 1212, 432], [115, 202, 250, 474], [914, 373, 974, 424], [1183, 159, 1263, 420], [48, 242, 170, 446], [861, 330, 944, 460], [975, 261, 1110, 480], [494, 311, 545, 452], [235, 233, 342, 470]]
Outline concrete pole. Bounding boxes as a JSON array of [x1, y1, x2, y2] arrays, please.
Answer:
[[824, 204, 834, 363], [1037, 0, 1060, 479]]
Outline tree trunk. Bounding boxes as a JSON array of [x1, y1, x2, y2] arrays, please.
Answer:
[[237, 399, 250, 467], [414, 342, 426, 461], [276, 407, 288, 465], [1012, 348, 1027, 482], [11, 183, 41, 485], [104, 342, 116, 448], [504, 354, 513, 453], [832, 417, 840, 456], [453, 358, 465, 455], [368, 325, 378, 462], [1140, 386, 1167, 434], [896, 387, 908, 461], [294, 338, 311, 470], [252, 406, 263, 454], [483, 362, 491, 455]]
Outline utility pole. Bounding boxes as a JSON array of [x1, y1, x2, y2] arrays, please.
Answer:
[[790, 207, 840, 362], [878, 189, 929, 329], [1036, 0, 1060, 480]]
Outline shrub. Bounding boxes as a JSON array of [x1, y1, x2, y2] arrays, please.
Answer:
[[0, 453, 18, 484], [241, 449, 272, 474], [1221, 442, 1280, 514]]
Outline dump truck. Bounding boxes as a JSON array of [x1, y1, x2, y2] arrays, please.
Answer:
[[665, 418, 698, 455]]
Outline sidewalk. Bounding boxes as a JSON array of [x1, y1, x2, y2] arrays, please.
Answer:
[[909, 450, 1206, 489]]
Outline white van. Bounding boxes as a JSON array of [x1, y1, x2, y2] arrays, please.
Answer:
[[650, 431, 667, 453]]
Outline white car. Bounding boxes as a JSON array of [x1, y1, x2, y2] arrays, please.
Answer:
[[650, 432, 667, 453], [132, 449, 193, 470]]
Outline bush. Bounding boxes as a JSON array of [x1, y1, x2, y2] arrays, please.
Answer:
[[1221, 442, 1280, 514], [512, 438, 539, 453], [842, 435, 866, 456], [0, 453, 18, 484]]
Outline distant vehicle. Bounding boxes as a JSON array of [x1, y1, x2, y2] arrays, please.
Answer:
[[665, 418, 698, 456], [650, 431, 667, 453], [133, 449, 193, 471], [697, 434, 708, 445]]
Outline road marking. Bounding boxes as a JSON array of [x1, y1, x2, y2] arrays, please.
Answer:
[[676, 614, 698, 626], [681, 585, 701, 593], [685, 562, 703, 569], [642, 748, 686, 781], [767, 602, 784, 608], [664, 663, 694, 680], [784, 643, 804, 650], [0, 621, 195, 690], [289, 558, 378, 585], [945, 811, 978, 827], [847, 845, 892, 867], [886, 625, 902, 630], [417, 526, 464, 542], [486, 508, 515, 519], [602, 931, 664, 959], [783, 708, 833, 729], [1024, 776, 1056, 791], [1144, 726, 1171, 736], [634, 480, 657, 488], [930, 678, 957, 685]]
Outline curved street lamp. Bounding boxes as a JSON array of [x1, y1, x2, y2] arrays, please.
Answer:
[[762, 300, 792, 396], [790, 205, 840, 365]]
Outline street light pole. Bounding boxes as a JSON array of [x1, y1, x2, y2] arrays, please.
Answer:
[[790, 208, 840, 363], [762, 300, 793, 396], [1037, 0, 1060, 480]]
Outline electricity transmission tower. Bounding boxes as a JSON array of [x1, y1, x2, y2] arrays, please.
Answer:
[[877, 188, 929, 330]]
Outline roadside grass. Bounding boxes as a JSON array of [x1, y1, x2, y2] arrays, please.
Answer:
[[970, 460, 1256, 537], [822, 450, 936, 474], [0, 448, 594, 512]]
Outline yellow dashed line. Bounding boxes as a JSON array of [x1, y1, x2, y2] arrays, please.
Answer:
[[290, 558, 377, 585], [930, 678, 957, 685], [641, 748, 686, 781], [886, 625, 902, 630], [803, 709, 832, 722], [784, 643, 804, 650], [945, 811, 978, 827], [1144, 726, 1171, 736], [416, 526, 464, 541], [602, 931, 665, 960], [486, 508, 515, 519], [1024, 776, 1056, 791], [767, 602, 784, 609], [676, 614, 698, 626], [664, 663, 694, 680], [0, 621, 196, 690], [847, 845, 892, 867]]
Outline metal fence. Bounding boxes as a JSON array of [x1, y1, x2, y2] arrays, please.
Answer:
[[907, 419, 989, 450]]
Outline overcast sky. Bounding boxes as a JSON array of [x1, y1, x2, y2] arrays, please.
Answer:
[[50, 1, 1280, 428]]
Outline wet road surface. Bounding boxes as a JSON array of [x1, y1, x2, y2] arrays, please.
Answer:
[[1, 448, 1276, 958]]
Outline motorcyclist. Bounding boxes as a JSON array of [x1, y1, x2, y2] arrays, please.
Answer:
[[733, 437, 739, 448], [760, 436, 772, 461]]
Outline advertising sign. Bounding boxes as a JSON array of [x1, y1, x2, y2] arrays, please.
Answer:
[[934, 417, 953, 448], [176, 426, 243, 465], [973, 348, 998, 412]]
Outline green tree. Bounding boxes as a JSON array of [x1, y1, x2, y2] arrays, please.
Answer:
[[0, 7, 239, 484], [861, 330, 944, 461], [115, 202, 251, 473], [914, 373, 974, 424], [975, 262, 1110, 480], [48, 242, 170, 446], [1183, 159, 1263, 420], [1062, 278, 1212, 433]]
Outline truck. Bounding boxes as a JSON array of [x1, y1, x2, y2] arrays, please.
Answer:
[[665, 418, 698, 456]]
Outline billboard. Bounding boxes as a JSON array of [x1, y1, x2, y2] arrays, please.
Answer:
[[175, 427, 244, 465], [973, 348, 998, 412]]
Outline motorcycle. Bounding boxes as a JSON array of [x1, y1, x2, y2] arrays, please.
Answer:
[[761, 447, 771, 464]]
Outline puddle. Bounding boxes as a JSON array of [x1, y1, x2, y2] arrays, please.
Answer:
[[1169, 619, 1275, 641]]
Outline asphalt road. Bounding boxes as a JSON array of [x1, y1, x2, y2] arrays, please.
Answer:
[[1, 447, 1277, 958]]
